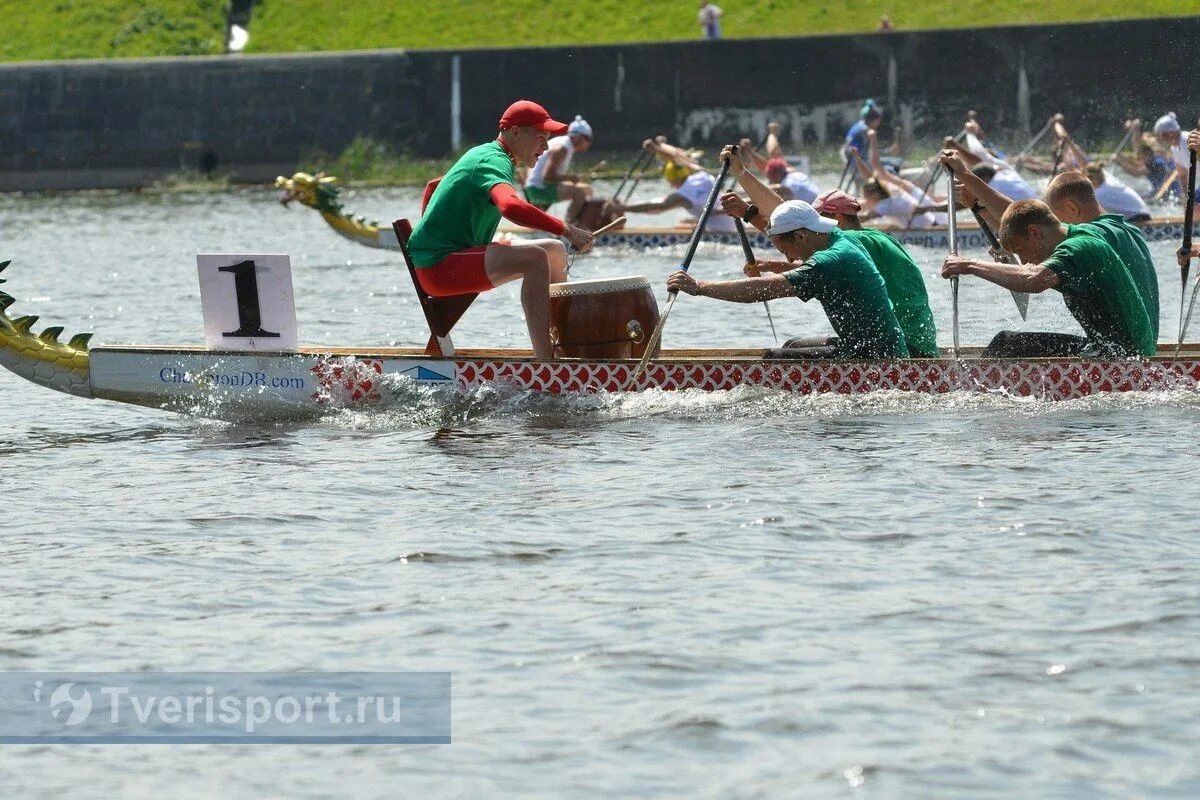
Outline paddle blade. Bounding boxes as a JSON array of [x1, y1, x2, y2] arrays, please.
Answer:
[[1012, 291, 1029, 320], [632, 293, 676, 381]]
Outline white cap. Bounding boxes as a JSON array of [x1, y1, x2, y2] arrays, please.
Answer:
[[568, 115, 593, 139], [1154, 112, 1181, 135], [766, 200, 838, 236]]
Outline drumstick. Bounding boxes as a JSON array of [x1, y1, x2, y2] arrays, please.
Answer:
[[589, 216, 627, 238]]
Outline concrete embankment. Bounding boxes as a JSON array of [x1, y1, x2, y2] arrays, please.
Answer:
[[2, 17, 1197, 191]]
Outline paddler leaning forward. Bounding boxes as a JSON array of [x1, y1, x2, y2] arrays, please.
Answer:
[[940, 199, 1155, 359], [406, 100, 594, 359], [666, 151, 909, 360], [718, 146, 937, 357], [942, 149, 1160, 340]]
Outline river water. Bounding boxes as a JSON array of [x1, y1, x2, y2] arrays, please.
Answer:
[[2, 178, 1199, 798]]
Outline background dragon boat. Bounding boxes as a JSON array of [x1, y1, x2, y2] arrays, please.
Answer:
[[6, 256, 1200, 421], [277, 171, 1197, 253]]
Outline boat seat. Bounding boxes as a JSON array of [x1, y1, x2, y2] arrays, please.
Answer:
[[393, 178, 477, 357]]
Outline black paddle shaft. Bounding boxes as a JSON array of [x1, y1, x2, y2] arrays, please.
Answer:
[[613, 148, 650, 203], [673, 156, 734, 284], [734, 218, 756, 265], [1184, 150, 1197, 264]]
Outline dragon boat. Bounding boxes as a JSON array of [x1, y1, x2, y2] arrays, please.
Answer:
[[276, 171, 1195, 253], [5, 253, 1200, 422]]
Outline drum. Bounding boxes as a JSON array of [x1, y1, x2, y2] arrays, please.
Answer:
[[549, 276, 660, 359], [576, 199, 620, 233]]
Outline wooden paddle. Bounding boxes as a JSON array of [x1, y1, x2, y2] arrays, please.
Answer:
[[1176, 149, 1198, 353], [947, 170, 961, 358], [632, 156, 734, 380], [1015, 115, 1057, 163], [734, 218, 778, 343], [1152, 168, 1181, 203], [613, 149, 649, 203]]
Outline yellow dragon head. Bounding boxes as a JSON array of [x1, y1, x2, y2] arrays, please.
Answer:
[[275, 171, 346, 215], [0, 260, 92, 398]]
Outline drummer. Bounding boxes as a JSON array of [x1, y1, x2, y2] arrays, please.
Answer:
[[406, 100, 594, 360], [611, 139, 736, 232]]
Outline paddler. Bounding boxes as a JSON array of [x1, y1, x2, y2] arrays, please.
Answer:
[[735, 124, 821, 203], [722, 184, 938, 358], [1084, 163, 1151, 223], [406, 100, 594, 360], [610, 138, 736, 232], [523, 115, 596, 224], [1153, 112, 1190, 203], [942, 150, 1160, 339], [848, 141, 936, 229], [940, 199, 1155, 358], [667, 198, 908, 359], [667, 144, 908, 358]]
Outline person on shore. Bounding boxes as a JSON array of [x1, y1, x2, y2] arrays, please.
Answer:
[[668, 199, 909, 359], [523, 115, 595, 224], [611, 138, 735, 232], [1084, 163, 1151, 222], [722, 185, 938, 357], [942, 151, 1159, 338], [699, 1, 723, 40], [941, 200, 1155, 359], [407, 100, 593, 360]]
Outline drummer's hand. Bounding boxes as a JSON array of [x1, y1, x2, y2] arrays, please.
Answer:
[[720, 191, 749, 219], [1188, 129, 1200, 153], [942, 255, 974, 278], [964, 120, 982, 136], [667, 270, 702, 296], [719, 145, 746, 177], [767, 122, 781, 136], [743, 261, 761, 278], [563, 224, 594, 253], [1051, 113, 1066, 123], [641, 138, 656, 151], [1177, 243, 1200, 268]]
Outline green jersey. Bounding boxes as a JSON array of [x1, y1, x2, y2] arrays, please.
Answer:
[[407, 141, 515, 267], [1069, 214, 1160, 338], [1042, 229, 1156, 357], [841, 228, 938, 357], [782, 228, 910, 358]]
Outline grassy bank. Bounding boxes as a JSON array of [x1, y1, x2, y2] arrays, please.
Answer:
[[0, 0, 225, 62], [244, 0, 1198, 52]]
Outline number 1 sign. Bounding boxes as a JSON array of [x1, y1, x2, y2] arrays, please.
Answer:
[[197, 254, 299, 351]]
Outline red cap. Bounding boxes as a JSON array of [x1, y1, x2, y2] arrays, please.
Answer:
[[498, 100, 569, 134], [814, 189, 862, 215], [764, 158, 789, 183]]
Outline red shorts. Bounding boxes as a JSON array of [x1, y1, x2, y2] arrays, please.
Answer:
[[416, 244, 502, 297]]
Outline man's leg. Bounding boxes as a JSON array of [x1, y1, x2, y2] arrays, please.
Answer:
[[557, 182, 593, 225], [484, 240, 563, 359]]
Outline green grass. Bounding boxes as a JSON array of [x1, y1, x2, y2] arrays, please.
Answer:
[[244, 0, 1200, 52], [0, 0, 226, 62]]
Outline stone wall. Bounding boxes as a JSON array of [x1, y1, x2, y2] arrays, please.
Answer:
[[2, 17, 1197, 190]]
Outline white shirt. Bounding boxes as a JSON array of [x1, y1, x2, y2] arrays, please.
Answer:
[[525, 135, 574, 189], [988, 167, 1038, 201], [676, 172, 735, 232], [1171, 141, 1190, 172], [1095, 176, 1150, 219], [781, 171, 820, 204], [875, 191, 934, 229]]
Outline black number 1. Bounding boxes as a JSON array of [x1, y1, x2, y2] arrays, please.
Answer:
[[219, 260, 280, 339]]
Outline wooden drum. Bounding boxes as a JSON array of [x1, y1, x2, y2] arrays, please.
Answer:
[[549, 276, 660, 359]]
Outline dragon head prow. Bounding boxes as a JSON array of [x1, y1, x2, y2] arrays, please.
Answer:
[[275, 171, 345, 214], [0, 259, 92, 398]]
